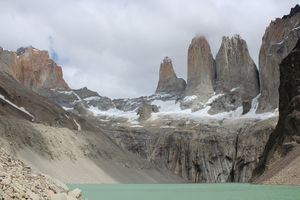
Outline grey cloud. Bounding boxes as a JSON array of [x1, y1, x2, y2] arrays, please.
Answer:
[[0, 0, 298, 98]]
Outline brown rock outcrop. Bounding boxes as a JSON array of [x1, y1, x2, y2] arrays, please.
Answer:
[[155, 57, 186, 95], [257, 5, 300, 112], [215, 35, 260, 100], [17, 47, 69, 92], [185, 36, 215, 102], [0, 46, 70, 94]]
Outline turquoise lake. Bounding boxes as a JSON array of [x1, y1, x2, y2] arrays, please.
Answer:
[[68, 183, 300, 200]]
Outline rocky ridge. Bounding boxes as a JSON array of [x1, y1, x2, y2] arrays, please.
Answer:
[[257, 5, 300, 112]]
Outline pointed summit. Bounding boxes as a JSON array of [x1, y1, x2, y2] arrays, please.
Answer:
[[185, 36, 215, 102], [215, 34, 259, 100], [155, 56, 186, 95]]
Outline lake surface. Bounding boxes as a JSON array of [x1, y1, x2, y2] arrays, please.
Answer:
[[68, 183, 300, 200]]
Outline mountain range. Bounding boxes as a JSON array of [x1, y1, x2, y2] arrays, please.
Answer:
[[0, 4, 299, 199]]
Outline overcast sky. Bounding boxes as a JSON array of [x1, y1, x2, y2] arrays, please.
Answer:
[[0, 0, 298, 98]]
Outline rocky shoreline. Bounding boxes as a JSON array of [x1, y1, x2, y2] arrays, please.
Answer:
[[0, 148, 84, 200]]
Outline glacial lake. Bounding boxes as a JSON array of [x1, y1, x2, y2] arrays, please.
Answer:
[[68, 183, 300, 200]]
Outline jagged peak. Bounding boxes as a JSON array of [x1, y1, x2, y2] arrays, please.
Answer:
[[162, 56, 172, 64], [220, 34, 247, 49], [221, 34, 243, 42], [282, 4, 300, 19], [16, 46, 37, 56]]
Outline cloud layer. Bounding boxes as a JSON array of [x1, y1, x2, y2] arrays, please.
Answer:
[[0, 0, 298, 98]]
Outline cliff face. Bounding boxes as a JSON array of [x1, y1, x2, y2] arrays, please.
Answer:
[[255, 39, 300, 176], [155, 57, 186, 96], [102, 117, 277, 183], [215, 35, 260, 100], [185, 36, 215, 102], [0, 46, 69, 94], [257, 5, 300, 112], [17, 47, 69, 92]]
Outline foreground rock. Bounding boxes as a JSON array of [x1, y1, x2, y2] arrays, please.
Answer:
[[257, 5, 300, 112], [254, 39, 300, 179], [0, 148, 83, 200], [155, 57, 186, 96]]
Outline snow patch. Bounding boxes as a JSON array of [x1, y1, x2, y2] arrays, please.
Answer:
[[73, 119, 81, 131], [160, 126, 176, 129], [72, 91, 82, 101], [130, 125, 143, 128], [0, 94, 34, 120], [241, 94, 278, 120], [88, 106, 139, 122], [57, 90, 82, 101], [230, 87, 239, 92], [62, 106, 73, 111], [183, 95, 197, 102], [56, 90, 73, 95], [206, 93, 224, 104], [84, 96, 101, 101]]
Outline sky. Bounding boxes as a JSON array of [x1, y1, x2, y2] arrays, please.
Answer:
[[0, 0, 298, 98]]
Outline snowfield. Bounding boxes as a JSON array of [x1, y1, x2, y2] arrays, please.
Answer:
[[63, 92, 278, 124]]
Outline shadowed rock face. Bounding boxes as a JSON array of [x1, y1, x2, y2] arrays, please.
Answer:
[[254, 39, 300, 176], [155, 57, 186, 96], [257, 5, 300, 113], [215, 35, 260, 100], [186, 36, 215, 102]]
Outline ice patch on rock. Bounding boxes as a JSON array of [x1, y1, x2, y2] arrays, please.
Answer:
[[88, 106, 139, 122], [73, 119, 81, 131], [183, 95, 197, 103], [84, 96, 101, 102]]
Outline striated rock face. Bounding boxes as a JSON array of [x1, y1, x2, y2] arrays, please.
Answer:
[[17, 47, 69, 92], [155, 57, 186, 96], [186, 36, 215, 102], [254, 39, 300, 176], [257, 5, 300, 112], [102, 118, 277, 183], [215, 35, 260, 100]]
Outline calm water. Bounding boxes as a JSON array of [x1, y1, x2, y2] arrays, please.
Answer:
[[68, 183, 300, 200]]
